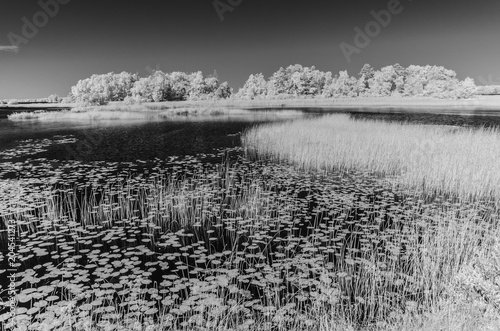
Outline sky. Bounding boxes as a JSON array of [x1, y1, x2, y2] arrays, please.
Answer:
[[0, 0, 499, 99]]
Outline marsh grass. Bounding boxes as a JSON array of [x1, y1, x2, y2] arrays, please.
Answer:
[[8, 95, 500, 122], [2, 153, 499, 330], [243, 114, 500, 202], [128, 95, 500, 110], [6, 107, 291, 122]]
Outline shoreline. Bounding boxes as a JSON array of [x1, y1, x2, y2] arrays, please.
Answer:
[[4, 95, 500, 121]]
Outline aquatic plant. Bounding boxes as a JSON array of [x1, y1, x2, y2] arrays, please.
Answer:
[[243, 114, 500, 201], [1, 153, 498, 330]]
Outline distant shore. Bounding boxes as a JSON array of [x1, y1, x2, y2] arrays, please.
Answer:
[[140, 95, 500, 110], [5, 95, 500, 121]]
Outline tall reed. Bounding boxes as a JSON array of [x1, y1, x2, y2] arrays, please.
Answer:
[[243, 114, 500, 202]]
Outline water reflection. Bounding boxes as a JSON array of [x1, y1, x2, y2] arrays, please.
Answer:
[[0, 110, 310, 163], [2, 107, 500, 165]]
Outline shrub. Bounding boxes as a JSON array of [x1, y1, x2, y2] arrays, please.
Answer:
[[236, 73, 268, 100], [47, 94, 62, 103], [476, 85, 500, 95], [322, 71, 358, 97], [70, 72, 139, 105], [267, 64, 329, 98], [130, 70, 232, 102]]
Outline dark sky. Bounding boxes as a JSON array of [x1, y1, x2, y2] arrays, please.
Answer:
[[1, 0, 499, 99]]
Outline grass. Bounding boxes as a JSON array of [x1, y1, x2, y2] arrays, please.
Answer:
[[243, 114, 500, 202], [122, 95, 500, 110], [7, 107, 242, 121], [240, 114, 500, 329], [7, 106, 304, 122], [2, 153, 499, 330], [5, 95, 500, 120]]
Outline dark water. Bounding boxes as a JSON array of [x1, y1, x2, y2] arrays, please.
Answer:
[[250, 107, 500, 127], [0, 110, 313, 164], [2, 107, 500, 166], [348, 110, 500, 128]]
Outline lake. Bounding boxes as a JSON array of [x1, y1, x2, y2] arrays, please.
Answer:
[[2, 107, 500, 164], [1, 106, 500, 328]]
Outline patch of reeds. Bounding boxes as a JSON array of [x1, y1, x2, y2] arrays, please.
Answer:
[[7, 107, 304, 122], [132, 95, 500, 110], [243, 114, 500, 202]]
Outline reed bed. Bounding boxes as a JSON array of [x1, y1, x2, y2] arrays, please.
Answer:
[[7, 107, 303, 122], [1, 153, 499, 330], [243, 114, 500, 202], [125, 95, 500, 110]]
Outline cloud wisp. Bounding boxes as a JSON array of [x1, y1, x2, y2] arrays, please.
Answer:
[[0, 46, 20, 52]]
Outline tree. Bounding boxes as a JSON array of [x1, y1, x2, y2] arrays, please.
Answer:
[[457, 77, 476, 99], [289, 66, 327, 97], [71, 74, 110, 105], [47, 94, 61, 103], [355, 75, 368, 96], [403, 65, 426, 97], [267, 64, 329, 98], [187, 71, 208, 100], [203, 76, 220, 98], [358, 64, 375, 90], [130, 70, 171, 102], [236, 73, 268, 99], [323, 71, 358, 97], [267, 66, 293, 97], [130, 70, 231, 102], [216, 81, 232, 99], [392, 63, 406, 77], [70, 72, 139, 105], [422, 66, 458, 98], [366, 66, 399, 96], [169, 71, 191, 101]]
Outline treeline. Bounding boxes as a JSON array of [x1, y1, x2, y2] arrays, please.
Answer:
[[476, 85, 500, 95], [67, 71, 232, 106], [236, 64, 477, 100], [65, 64, 479, 106], [0, 94, 61, 105]]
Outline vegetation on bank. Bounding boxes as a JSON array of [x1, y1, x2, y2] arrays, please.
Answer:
[[236, 64, 476, 100], [9, 94, 500, 122], [243, 114, 500, 201], [66, 71, 232, 106], [57, 63, 479, 107], [7, 106, 303, 121], [0, 94, 62, 105], [4, 64, 499, 108], [476, 85, 500, 95], [6, 106, 237, 121]]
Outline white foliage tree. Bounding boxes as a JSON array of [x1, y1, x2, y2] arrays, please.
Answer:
[[236, 73, 268, 100]]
